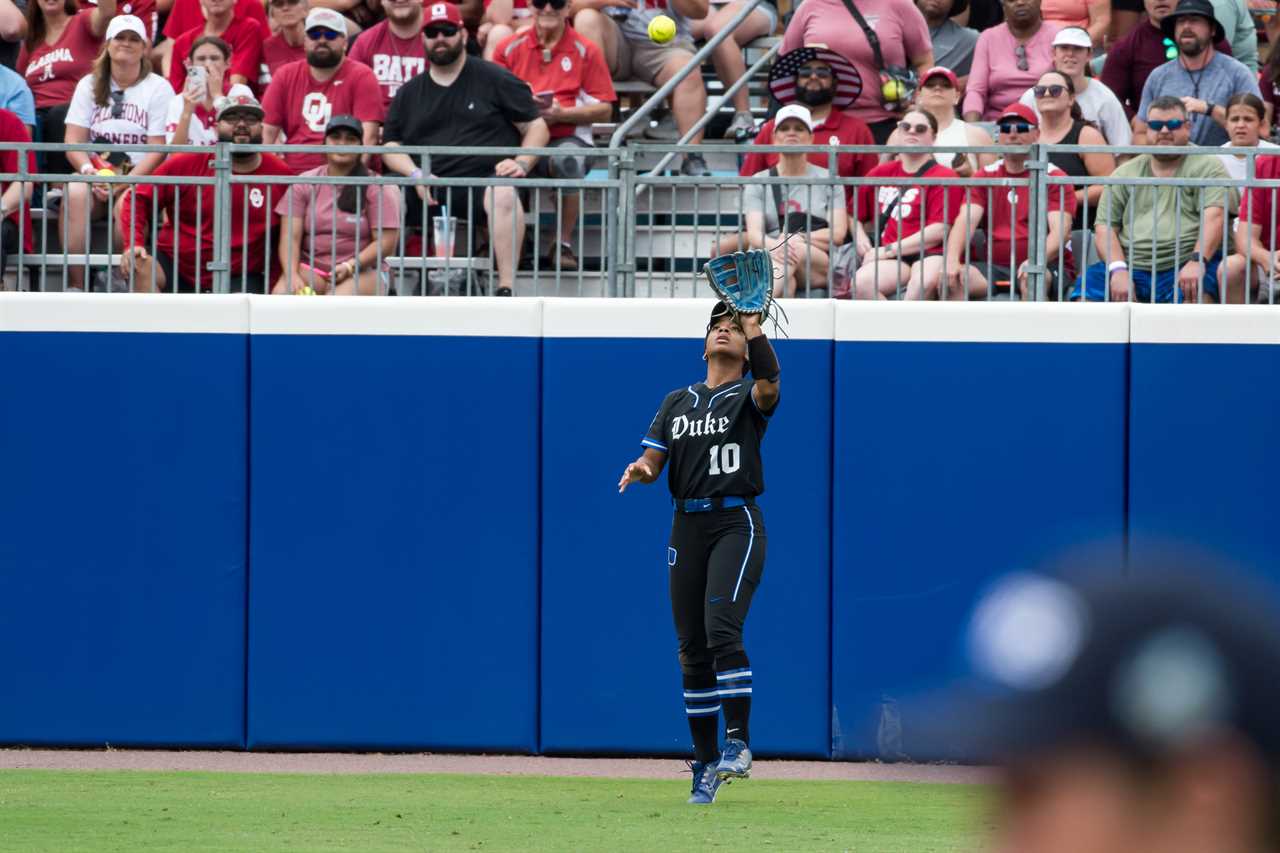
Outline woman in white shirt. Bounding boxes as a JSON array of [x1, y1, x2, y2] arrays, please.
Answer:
[[1218, 93, 1278, 181], [883, 66, 996, 176], [166, 35, 246, 146], [62, 14, 173, 290]]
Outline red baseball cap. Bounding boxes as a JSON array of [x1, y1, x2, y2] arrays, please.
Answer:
[[920, 66, 958, 88], [424, 1, 463, 26], [997, 103, 1040, 127]]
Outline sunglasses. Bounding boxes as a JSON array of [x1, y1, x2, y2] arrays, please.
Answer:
[[897, 121, 930, 134], [270, 0, 302, 7], [306, 27, 343, 40], [1014, 43, 1029, 72], [424, 24, 460, 37], [530, 0, 569, 9], [221, 113, 262, 126], [1162, 36, 1178, 60], [1033, 84, 1066, 98], [1148, 118, 1186, 131], [109, 89, 124, 119], [998, 121, 1033, 133], [797, 66, 833, 79]]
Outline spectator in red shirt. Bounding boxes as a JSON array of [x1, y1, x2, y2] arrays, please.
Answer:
[[0, 107, 36, 279], [18, 0, 115, 174], [712, 48, 873, 261], [748, 47, 875, 179], [162, 0, 267, 44], [939, 103, 1078, 300], [850, 107, 964, 299], [117, 91, 294, 292], [259, 0, 308, 89], [261, 6, 383, 172], [165, 35, 254, 144], [492, 0, 613, 270], [1223, 154, 1280, 303], [347, 0, 426, 108], [168, 0, 265, 96]]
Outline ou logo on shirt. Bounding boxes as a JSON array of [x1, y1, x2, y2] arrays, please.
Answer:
[[249, 188, 265, 208], [302, 93, 332, 133]]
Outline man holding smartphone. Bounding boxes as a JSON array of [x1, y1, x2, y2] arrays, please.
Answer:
[[491, 0, 614, 270]]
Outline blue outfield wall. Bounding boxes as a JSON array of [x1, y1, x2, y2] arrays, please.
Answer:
[[245, 300, 542, 752], [0, 296, 250, 747], [1128, 307, 1280, 589], [830, 304, 1130, 761], [1, 296, 1275, 759]]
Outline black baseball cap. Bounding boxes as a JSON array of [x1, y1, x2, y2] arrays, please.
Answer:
[[708, 300, 732, 329], [1161, 0, 1226, 42], [936, 564, 1280, 765], [324, 114, 363, 138]]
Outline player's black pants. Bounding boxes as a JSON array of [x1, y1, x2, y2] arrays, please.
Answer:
[[669, 503, 765, 759], [667, 503, 766, 668]]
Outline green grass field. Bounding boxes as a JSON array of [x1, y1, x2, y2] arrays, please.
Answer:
[[0, 770, 990, 852]]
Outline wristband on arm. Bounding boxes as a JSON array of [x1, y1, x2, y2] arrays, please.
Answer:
[[747, 333, 780, 382]]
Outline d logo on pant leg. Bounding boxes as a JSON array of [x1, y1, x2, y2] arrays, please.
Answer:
[[668, 547, 678, 566]]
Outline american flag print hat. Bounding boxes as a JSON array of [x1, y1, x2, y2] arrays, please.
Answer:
[[768, 45, 863, 110]]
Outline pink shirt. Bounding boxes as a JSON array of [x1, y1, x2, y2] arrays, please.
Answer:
[[781, 0, 931, 125], [962, 22, 1060, 121], [276, 165, 402, 273], [1040, 0, 1090, 30]]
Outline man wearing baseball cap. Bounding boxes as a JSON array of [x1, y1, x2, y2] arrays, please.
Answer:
[[942, 565, 1280, 853], [261, 6, 383, 172], [116, 92, 295, 293], [382, 1, 549, 296], [1135, 0, 1258, 146], [939, 102, 1077, 300], [1017, 26, 1131, 144]]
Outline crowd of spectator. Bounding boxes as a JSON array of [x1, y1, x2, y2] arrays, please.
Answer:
[[0, 0, 1274, 301]]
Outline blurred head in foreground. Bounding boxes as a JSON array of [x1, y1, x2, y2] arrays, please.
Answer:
[[960, 567, 1280, 853]]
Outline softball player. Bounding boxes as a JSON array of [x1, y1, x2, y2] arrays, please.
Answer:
[[617, 301, 781, 805]]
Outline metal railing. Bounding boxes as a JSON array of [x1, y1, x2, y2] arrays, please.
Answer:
[[5, 141, 1280, 303]]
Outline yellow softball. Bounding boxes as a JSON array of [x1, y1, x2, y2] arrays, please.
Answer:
[[648, 14, 676, 44]]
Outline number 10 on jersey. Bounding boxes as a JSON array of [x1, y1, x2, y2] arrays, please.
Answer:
[[708, 443, 741, 475]]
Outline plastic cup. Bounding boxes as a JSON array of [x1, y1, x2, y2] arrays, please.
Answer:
[[432, 216, 457, 258]]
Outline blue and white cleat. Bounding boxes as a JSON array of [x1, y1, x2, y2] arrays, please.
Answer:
[[687, 759, 724, 804], [717, 738, 753, 780]]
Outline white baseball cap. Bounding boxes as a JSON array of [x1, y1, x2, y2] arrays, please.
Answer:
[[774, 104, 814, 132], [105, 14, 148, 42], [304, 7, 348, 33], [1051, 26, 1092, 48]]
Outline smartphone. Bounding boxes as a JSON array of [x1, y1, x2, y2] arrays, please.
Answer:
[[186, 65, 208, 99], [534, 90, 555, 109]]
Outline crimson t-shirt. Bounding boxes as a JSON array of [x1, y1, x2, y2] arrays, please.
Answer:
[[853, 160, 963, 253], [1240, 155, 1280, 255], [347, 20, 427, 109], [259, 33, 306, 90], [970, 160, 1077, 269], [17, 10, 102, 108], [169, 18, 266, 97], [0, 109, 36, 251], [163, 0, 268, 39], [491, 26, 614, 143], [740, 110, 877, 179], [117, 151, 295, 290], [261, 58, 385, 172]]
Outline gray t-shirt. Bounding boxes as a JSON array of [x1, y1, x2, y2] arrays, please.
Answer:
[[743, 164, 837, 234], [1138, 52, 1260, 146], [1211, 0, 1257, 72], [929, 19, 979, 78]]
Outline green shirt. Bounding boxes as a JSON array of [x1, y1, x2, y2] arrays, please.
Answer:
[[1099, 154, 1234, 272]]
